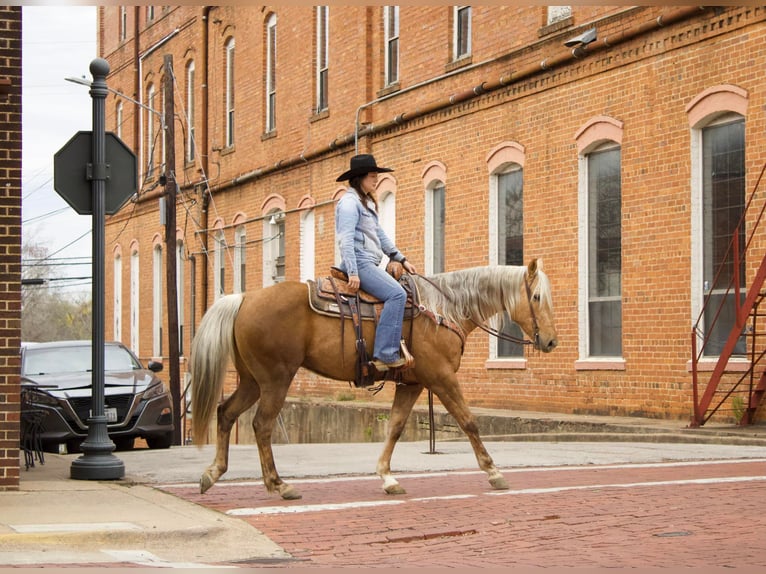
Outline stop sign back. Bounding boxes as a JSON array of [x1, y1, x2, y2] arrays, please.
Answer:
[[54, 130, 138, 215]]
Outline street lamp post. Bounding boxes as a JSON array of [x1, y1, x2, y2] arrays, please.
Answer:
[[70, 58, 125, 480]]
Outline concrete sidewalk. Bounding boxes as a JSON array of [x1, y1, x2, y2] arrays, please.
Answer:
[[1, 409, 766, 567]]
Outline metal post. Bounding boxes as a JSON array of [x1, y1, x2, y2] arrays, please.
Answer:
[[163, 54, 182, 445], [71, 58, 125, 480]]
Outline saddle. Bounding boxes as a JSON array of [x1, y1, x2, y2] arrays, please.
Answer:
[[307, 264, 419, 388]]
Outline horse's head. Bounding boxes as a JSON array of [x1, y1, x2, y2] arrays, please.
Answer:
[[512, 258, 559, 353]]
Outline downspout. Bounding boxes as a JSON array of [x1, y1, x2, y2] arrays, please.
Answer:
[[199, 6, 212, 317], [137, 6, 707, 197]]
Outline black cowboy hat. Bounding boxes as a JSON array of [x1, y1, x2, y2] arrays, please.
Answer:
[[336, 154, 394, 182]]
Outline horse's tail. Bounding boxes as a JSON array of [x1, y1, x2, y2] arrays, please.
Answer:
[[190, 293, 244, 446]]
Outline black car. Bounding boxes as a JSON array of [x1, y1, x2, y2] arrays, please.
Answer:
[[20, 340, 174, 453]]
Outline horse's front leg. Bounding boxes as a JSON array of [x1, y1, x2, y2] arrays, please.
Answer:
[[200, 379, 260, 494], [431, 377, 509, 491], [377, 383, 423, 495]]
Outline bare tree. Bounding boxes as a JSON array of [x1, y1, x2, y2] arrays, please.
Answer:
[[22, 239, 92, 342]]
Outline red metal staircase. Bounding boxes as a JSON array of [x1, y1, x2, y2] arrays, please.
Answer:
[[691, 162, 766, 427]]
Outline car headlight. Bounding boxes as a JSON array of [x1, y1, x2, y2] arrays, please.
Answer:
[[24, 390, 59, 407], [142, 381, 167, 400]]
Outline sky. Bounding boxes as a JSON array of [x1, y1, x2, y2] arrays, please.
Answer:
[[21, 5, 98, 297]]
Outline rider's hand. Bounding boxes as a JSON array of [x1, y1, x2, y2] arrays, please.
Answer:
[[403, 260, 417, 275], [348, 275, 361, 291]]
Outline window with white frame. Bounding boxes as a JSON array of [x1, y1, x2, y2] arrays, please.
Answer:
[[586, 144, 622, 357], [316, 6, 329, 113], [113, 254, 122, 341], [453, 6, 471, 61], [300, 210, 316, 282], [160, 84, 166, 172], [214, 230, 225, 300], [547, 6, 572, 25], [186, 60, 195, 163], [153, 244, 163, 357], [495, 167, 525, 358], [384, 6, 399, 86], [120, 7, 127, 41], [233, 225, 246, 294], [266, 14, 277, 132], [130, 249, 140, 355], [116, 101, 123, 140], [701, 116, 746, 356], [147, 6, 155, 22], [176, 241, 185, 355], [147, 84, 156, 174], [379, 190, 396, 268], [225, 37, 235, 148], [426, 183, 446, 274], [263, 211, 285, 286]]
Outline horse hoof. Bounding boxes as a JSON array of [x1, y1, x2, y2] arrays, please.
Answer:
[[384, 484, 407, 495], [279, 485, 302, 500], [489, 476, 509, 490], [200, 473, 215, 494]]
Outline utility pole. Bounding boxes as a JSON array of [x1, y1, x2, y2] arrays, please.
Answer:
[[163, 54, 182, 446]]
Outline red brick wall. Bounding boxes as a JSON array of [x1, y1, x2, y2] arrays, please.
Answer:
[[0, 6, 22, 490], [99, 6, 766, 432]]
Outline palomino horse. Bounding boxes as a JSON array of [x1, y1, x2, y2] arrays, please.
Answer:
[[191, 258, 558, 499]]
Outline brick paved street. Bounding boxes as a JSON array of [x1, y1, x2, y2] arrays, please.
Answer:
[[159, 459, 766, 568]]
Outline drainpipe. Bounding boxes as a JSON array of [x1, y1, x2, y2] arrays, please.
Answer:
[[199, 6, 213, 316]]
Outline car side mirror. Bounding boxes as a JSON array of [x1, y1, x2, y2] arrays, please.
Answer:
[[147, 361, 164, 373]]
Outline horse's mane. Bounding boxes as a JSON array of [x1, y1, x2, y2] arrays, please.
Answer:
[[414, 265, 552, 329]]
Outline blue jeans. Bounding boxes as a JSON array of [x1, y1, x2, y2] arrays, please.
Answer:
[[356, 259, 406, 363]]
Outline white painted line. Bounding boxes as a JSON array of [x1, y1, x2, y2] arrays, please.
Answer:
[[225, 475, 766, 516], [487, 474, 766, 496], [158, 457, 766, 490], [10, 522, 141, 534], [103, 549, 238, 569], [227, 498, 406, 516]]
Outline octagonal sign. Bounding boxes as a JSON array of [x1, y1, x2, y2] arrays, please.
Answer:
[[54, 131, 137, 215]]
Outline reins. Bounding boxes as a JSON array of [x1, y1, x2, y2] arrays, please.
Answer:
[[413, 271, 539, 348]]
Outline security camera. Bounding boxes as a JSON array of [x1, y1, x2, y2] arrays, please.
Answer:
[[564, 28, 597, 48]]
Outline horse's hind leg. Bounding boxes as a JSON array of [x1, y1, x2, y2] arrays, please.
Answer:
[[430, 376, 509, 491], [200, 373, 260, 494], [377, 383, 423, 495], [252, 381, 302, 500]]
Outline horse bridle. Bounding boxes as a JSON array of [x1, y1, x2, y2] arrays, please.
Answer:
[[414, 272, 540, 348]]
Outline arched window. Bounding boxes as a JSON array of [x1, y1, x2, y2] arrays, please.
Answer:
[[487, 142, 526, 359], [422, 161, 447, 275], [687, 85, 748, 357], [575, 117, 624, 362]]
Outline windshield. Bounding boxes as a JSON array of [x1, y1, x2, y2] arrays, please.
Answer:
[[22, 345, 142, 376]]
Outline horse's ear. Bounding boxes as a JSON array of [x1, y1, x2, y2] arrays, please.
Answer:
[[527, 258, 539, 278]]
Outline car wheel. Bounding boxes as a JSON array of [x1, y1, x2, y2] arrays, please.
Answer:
[[146, 431, 173, 450], [113, 436, 135, 451]]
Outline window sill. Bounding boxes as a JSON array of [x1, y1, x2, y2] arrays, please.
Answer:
[[538, 16, 573, 39], [686, 357, 751, 372], [310, 109, 329, 123], [574, 358, 626, 371], [377, 82, 400, 99], [445, 55, 472, 73], [220, 145, 235, 157], [485, 358, 527, 370], [261, 130, 277, 142]]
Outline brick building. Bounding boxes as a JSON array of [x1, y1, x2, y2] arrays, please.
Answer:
[[0, 6, 22, 490], [98, 5, 766, 443]]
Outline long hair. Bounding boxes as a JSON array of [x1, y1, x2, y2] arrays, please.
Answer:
[[349, 175, 378, 212], [414, 265, 552, 329]]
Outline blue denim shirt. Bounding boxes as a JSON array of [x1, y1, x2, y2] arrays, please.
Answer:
[[335, 188, 404, 277]]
